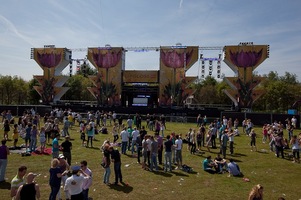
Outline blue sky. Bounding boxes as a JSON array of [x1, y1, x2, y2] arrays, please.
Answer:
[[1, 0, 301, 81]]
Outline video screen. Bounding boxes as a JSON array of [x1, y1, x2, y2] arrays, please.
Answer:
[[132, 97, 148, 106]]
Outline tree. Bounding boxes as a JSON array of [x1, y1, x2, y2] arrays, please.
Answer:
[[63, 74, 94, 101]]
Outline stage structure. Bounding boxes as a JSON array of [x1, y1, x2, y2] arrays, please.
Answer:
[[31, 45, 71, 104], [31, 44, 270, 109], [84, 45, 199, 107], [223, 42, 269, 108]]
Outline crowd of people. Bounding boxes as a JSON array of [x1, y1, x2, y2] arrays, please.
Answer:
[[0, 108, 300, 199]]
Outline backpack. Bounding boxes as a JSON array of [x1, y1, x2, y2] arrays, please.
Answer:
[[182, 164, 193, 173]]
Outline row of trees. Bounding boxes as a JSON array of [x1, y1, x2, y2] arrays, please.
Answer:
[[0, 70, 301, 113]]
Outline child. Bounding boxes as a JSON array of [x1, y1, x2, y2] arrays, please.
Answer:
[[81, 130, 86, 146], [250, 129, 257, 151], [12, 124, 19, 148], [3, 119, 10, 140], [39, 126, 46, 153]]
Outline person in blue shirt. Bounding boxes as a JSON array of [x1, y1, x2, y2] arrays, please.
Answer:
[[202, 155, 218, 174]]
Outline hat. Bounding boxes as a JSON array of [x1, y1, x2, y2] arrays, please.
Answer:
[[26, 172, 37, 182], [55, 133, 60, 137], [71, 165, 81, 172], [58, 154, 65, 159]]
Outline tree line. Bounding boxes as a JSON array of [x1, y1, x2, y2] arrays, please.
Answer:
[[0, 70, 300, 113]]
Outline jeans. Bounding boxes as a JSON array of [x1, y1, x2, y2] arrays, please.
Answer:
[[114, 162, 122, 183], [0, 159, 8, 181], [164, 152, 172, 172], [137, 147, 142, 163], [131, 140, 137, 154], [121, 141, 128, 154], [87, 136, 93, 147], [150, 153, 158, 171], [158, 147, 163, 164], [29, 137, 37, 152], [211, 135, 216, 148], [229, 141, 234, 154], [49, 186, 60, 200], [82, 188, 89, 200], [103, 167, 111, 184]]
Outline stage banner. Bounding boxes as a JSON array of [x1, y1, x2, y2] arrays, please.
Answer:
[[224, 45, 269, 82], [32, 47, 71, 104], [87, 47, 123, 106], [159, 46, 198, 106], [223, 44, 269, 108], [123, 71, 158, 83]]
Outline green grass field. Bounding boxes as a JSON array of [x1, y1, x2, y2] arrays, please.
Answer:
[[1, 122, 300, 200]]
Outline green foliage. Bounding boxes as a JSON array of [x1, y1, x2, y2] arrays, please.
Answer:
[[0, 75, 29, 104], [64, 75, 94, 101]]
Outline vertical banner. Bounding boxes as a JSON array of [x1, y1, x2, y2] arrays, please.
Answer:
[[87, 47, 123, 106], [223, 44, 269, 108], [159, 46, 198, 106], [32, 47, 70, 103]]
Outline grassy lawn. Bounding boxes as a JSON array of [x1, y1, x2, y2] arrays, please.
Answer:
[[1, 121, 300, 200]]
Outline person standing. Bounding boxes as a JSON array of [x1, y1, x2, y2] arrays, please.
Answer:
[[111, 147, 123, 185], [11, 166, 27, 199], [29, 125, 39, 153], [250, 129, 257, 152], [131, 127, 139, 155], [156, 133, 163, 165], [190, 129, 196, 154], [150, 136, 158, 172], [164, 135, 173, 172], [174, 135, 183, 170], [61, 135, 72, 166], [0, 139, 9, 182], [290, 135, 300, 163], [64, 165, 91, 200], [220, 130, 229, 158], [120, 128, 128, 155], [228, 129, 235, 155], [275, 132, 285, 158], [102, 144, 112, 185], [15, 172, 40, 200], [3, 119, 10, 140], [63, 117, 70, 137], [12, 124, 19, 148], [80, 160, 92, 200], [52, 133, 60, 158], [58, 154, 70, 200], [49, 158, 68, 200]]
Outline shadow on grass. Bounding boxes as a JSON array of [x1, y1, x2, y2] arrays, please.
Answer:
[[231, 153, 247, 157], [0, 181, 11, 190], [171, 170, 189, 177], [152, 170, 173, 177], [108, 182, 133, 193]]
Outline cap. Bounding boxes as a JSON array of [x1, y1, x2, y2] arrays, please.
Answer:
[[71, 165, 81, 171], [58, 154, 65, 159], [26, 172, 37, 182]]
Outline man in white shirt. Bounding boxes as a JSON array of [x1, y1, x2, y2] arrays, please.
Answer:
[[80, 160, 92, 200], [64, 165, 91, 199], [131, 127, 140, 155], [174, 135, 183, 169], [120, 128, 129, 154]]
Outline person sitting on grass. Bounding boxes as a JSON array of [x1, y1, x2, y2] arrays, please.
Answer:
[[214, 154, 227, 173], [202, 155, 218, 174], [227, 158, 243, 177]]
